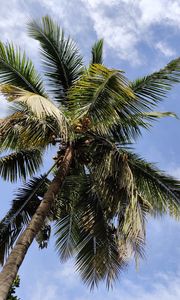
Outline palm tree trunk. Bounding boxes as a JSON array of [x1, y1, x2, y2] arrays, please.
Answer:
[[0, 146, 73, 300]]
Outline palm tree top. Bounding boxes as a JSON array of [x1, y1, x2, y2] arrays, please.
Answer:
[[0, 15, 180, 289]]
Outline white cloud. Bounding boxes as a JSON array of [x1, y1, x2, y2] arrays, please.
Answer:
[[0, 0, 179, 66], [0, 1, 38, 60], [26, 262, 180, 300], [80, 0, 179, 63], [156, 41, 176, 57]]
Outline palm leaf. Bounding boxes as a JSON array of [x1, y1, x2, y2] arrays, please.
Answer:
[[0, 84, 68, 133], [28, 16, 83, 104], [0, 149, 42, 181], [0, 101, 68, 150], [68, 64, 135, 136], [55, 173, 127, 288], [0, 175, 50, 264], [130, 58, 180, 106], [126, 151, 180, 218], [91, 39, 103, 64], [0, 42, 45, 96], [75, 178, 127, 289], [142, 111, 178, 119]]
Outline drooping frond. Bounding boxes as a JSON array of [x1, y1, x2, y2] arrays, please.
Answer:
[[0, 149, 42, 181], [130, 58, 180, 106], [91, 39, 103, 64], [125, 151, 180, 218], [85, 139, 180, 265], [55, 173, 127, 288], [28, 16, 83, 104], [0, 42, 45, 96], [0, 102, 68, 150], [0, 84, 68, 137], [54, 172, 85, 260], [0, 175, 50, 264], [75, 184, 127, 289], [68, 64, 135, 136]]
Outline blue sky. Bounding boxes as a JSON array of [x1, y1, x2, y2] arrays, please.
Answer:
[[1, 0, 180, 299]]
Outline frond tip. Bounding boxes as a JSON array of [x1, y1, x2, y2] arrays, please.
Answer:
[[91, 39, 104, 64], [27, 16, 83, 103]]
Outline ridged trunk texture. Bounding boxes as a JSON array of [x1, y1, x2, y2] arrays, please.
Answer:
[[0, 146, 73, 300]]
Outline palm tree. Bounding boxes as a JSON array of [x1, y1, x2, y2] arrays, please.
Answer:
[[0, 16, 180, 299]]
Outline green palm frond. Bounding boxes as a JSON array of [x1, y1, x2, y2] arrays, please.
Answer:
[[91, 39, 103, 64], [28, 16, 83, 104], [55, 213, 80, 261], [68, 64, 135, 136], [0, 149, 43, 181], [0, 175, 50, 264], [126, 151, 180, 218], [109, 110, 178, 144], [75, 179, 127, 289], [130, 58, 180, 106], [90, 140, 180, 218], [54, 172, 85, 260], [0, 42, 45, 96], [87, 141, 180, 265], [55, 173, 127, 288]]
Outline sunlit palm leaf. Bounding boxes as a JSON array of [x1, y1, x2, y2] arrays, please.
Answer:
[[1, 84, 68, 132]]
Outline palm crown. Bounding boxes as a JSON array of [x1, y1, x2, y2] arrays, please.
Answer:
[[0, 16, 180, 290]]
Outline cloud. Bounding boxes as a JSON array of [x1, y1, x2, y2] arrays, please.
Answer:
[[81, 0, 179, 64], [0, 0, 179, 67], [155, 41, 176, 57], [0, 1, 39, 61], [26, 261, 180, 300]]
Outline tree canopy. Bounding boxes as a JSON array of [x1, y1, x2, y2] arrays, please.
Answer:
[[0, 16, 180, 291]]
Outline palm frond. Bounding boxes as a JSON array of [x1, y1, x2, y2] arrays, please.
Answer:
[[0, 149, 42, 181], [141, 111, 178, 119], [0, 103, 68, 150], [87, 140, 180, 266], [0, 84, 68, 135], [0, 42, 45, 96], [55, 214, 80, 261], [126, 151, 180, 218], [0, 175, 50, 264], [130, 58, 180, 106], [90, 139, 180, 218], [55, 173, 127, 288], [28, 16, 83, 104], [91, 39, 103, 64], [75, 179, 127, 289], [68, 64, 135, 136]]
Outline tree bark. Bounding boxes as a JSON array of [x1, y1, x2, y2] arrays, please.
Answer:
[[0, 146, 73, 300]]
